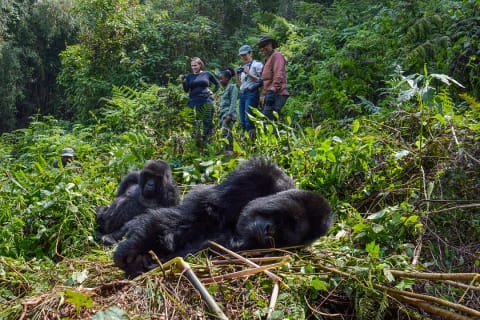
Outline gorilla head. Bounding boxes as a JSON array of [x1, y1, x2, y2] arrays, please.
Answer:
[[234, 189, 333, 249], [138, 160, 178, 205]]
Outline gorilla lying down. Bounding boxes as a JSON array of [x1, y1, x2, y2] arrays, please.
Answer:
[[113, 159, 333, 278], [96, 160, 179, 245]]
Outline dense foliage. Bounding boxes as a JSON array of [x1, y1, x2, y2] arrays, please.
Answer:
[[1, 0, 480, 131], [0, 0, 479, 319]]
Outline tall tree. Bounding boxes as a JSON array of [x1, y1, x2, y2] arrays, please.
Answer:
[[0, 0, 78, 133]]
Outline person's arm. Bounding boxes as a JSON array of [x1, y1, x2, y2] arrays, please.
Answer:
[[209, 72, 221, 93], [255, 61, 264, 79], [182, 74, 191, 93], [246, 61, 262, 81], [271, 52, 287, 93], [228, 85, 238, 120], [235, 70, 242, 86]]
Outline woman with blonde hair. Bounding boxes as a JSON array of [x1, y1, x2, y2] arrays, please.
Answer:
[[181, 57, 220, 146]]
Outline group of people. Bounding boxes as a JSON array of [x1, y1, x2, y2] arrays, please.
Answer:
[[181, 35, 289, 155]]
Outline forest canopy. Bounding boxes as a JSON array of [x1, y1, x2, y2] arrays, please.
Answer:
[[1, 0, 479, 131]]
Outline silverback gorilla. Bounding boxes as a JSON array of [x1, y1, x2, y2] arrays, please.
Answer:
[[96, 160, 179, 245], [113, 159, 333, 278]]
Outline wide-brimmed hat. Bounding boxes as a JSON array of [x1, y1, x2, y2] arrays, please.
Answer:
[[61, 148, 74, 157], [257, 34, 278, 49], [238, 45, 252, 55]]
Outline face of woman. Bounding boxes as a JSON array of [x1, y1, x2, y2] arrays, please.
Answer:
[[220, 75, 229, 86], [259, 42, 273, 57], [191, 61, 202, 74], [240, 52, 252, 64]]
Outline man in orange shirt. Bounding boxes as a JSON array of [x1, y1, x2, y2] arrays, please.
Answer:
[[258, 35, 289, 120]]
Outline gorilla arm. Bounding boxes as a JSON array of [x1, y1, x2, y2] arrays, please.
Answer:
[[113, 207, 184, 278]]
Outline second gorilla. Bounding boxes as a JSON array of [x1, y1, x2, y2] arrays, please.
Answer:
[[114, 158, 333, 278]]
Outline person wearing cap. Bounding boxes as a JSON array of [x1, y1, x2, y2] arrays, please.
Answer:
[[257, 35, 289, 120], [52, 147, 79, 168], [236, 44, 263, 138], [181, 57, 220, 146]]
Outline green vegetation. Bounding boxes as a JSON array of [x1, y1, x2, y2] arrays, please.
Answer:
[[1, 0, 479, 319]]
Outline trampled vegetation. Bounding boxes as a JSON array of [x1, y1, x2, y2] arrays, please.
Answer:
[[1, 1, 479, 319]]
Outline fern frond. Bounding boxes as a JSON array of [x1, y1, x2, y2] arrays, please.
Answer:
[[438, 88, 454, 114], [459, 92, 480, 111], [406, 36, 450, 66], [258, 23, 274, 36], [404, 14, 444, 43], [375, 293, 389, 320]]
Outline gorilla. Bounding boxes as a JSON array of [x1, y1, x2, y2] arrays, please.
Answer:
[[113, 159, 333, 278], [230, 189, 332, 250], [95, 160, 179, 245]]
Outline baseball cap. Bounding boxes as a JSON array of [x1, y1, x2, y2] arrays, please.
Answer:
[[61, 148, 74, 157], [257, 34, 278, 49], [238, 45, 252, 55]]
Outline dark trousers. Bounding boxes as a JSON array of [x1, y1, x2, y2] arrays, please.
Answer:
[[191, 102, 213, 144], [263, 94, 289, 120]]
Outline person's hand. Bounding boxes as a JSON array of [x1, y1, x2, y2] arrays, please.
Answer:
[[179, 74, 186, 81]]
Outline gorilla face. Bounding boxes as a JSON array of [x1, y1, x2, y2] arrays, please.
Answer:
[[236, 199, 308, 248], [143, 178, 156, 197], [139, 160, 176, 201], [235, 189, 332, 249]]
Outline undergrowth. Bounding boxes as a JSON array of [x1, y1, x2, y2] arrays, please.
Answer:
[[0, 71, 479, 319]]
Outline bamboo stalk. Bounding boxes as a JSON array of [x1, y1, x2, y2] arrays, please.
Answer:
[[444, 280, 480, 291], [390, 270, 480, 282], [379, 285, 480, 319], [208, 241, 283, 283], [316, 264, 480, 319], [210, 256, 286, 265], [391, 294, 473, 320], [267, 282, 280, 320], [154, 254, 228, 320], [208, 241, 283, 319], [203, 259, 288, 284]]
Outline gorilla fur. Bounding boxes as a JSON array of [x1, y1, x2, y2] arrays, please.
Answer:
[[232, 189, 332, 250], [113, 159, 333, 278], [95, 160, 179, 245]]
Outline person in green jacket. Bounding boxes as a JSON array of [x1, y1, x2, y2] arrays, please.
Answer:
[[218, 68, 238, 156]]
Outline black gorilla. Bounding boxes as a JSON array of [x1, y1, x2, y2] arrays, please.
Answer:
[[231, 189, 332, 249], [96, 160, 179, 245], [113, 159, 333, 278], [113, 158, 295, 276]]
